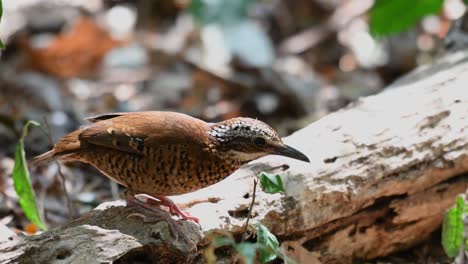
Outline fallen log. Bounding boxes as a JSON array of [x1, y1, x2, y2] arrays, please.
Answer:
[[1, 50, 467, 263], [171, 50, 468, 262]]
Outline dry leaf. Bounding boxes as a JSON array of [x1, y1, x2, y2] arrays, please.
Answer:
[[21, 16, 120, 78]]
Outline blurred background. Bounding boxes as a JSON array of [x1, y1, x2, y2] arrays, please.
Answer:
[[0, 0, 465, 232]]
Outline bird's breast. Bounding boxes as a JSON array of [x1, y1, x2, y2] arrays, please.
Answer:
[[77, 144, 242, 196]]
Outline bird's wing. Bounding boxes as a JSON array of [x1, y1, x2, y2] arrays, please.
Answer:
[[79, 112, 212, 155]]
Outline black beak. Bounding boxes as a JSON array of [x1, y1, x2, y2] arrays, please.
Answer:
[[275, 145, 310, 163]]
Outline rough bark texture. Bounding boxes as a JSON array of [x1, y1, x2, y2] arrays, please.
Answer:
[[1, 51, 467, 263], [0, 201, 203, 264], [171, 50, 468, 262]]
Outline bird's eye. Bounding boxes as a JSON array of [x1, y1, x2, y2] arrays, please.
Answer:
[[254, 137, 266, 147]]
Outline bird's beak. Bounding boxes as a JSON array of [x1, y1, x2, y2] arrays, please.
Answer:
[[275, 144, 310, 163]]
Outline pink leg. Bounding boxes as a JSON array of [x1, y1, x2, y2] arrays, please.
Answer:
[[136, 194, 200, 223]]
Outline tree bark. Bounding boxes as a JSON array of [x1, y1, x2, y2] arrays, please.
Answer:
[[172, 50, 468, 262], [0, 202, 202, 264]]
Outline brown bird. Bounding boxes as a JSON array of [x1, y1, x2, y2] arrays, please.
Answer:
[[33, 111, 309, 222]]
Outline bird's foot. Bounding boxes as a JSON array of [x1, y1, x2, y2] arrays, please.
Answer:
[[136, 194, 200, 223], [168, 206, 199, 223], [126, 196, 195, 245], [126, 196, 170, 222]]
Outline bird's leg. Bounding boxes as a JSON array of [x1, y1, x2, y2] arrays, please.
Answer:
[[123, 189, 173, 223], [154, 195, 200, 223], [137, 194, 200, 223], [126, 195, 168, 220], [125, 195, 195, 246]]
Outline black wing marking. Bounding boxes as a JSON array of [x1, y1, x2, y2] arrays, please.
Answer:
[[85, 112, 130, 123]]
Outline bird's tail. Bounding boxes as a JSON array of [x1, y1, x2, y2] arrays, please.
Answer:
[[32, 129, 83, 166], [32, 150, 57, 165]]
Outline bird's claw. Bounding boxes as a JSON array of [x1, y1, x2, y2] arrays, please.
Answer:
[[138, 194, 200, 223], [167, 205, 200, 223]]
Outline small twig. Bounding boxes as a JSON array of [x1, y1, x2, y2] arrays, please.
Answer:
[[42, 117, 74, 220], [241, 178, 258, 242], [250, 164, 289, 178], [55, 160, 74, 220], [240, 166, 284, 240]]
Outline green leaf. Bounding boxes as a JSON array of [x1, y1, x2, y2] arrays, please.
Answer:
[[369, 0, 444, 37], [257, 224, 280, 263], [258, 172, 285, 194], [442, 195, 465, 258], [235, 242, 258, 264], [13, 120, 46, 230], [213, 236, 235, 248]]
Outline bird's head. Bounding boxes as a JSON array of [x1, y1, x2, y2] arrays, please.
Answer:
[[207, 117, 310, 164]]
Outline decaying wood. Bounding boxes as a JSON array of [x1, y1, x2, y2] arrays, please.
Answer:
[[0, 202, 202, 264], [1, 51, 467, 263], [171, 50, 468, 262]]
